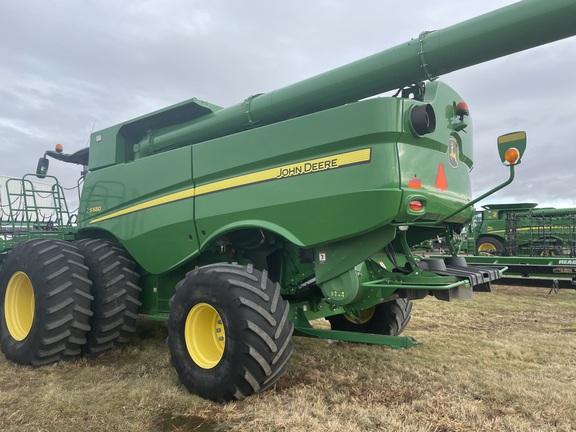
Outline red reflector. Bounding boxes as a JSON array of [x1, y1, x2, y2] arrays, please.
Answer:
[[409, 200, 423, 211], [436, 163, 448, 190], [408, 177, 422, 189]]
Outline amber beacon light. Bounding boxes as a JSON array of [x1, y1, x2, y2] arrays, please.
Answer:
[[504, 147, 520, 166]]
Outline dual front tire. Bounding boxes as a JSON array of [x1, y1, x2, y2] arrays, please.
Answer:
[[0, 238, 141, 365], [0, 239, 93, 365], [74, 239, 142, 355]]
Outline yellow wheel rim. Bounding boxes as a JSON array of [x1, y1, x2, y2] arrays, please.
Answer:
[[477, 242, 498, 253], [185, 303, 225, 369], [4, 271, 35, 341], [344, 307, 375, 325]]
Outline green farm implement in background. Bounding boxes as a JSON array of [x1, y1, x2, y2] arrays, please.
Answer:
[[1, 0, 576, 402], [462, 203, 576, 290], [472, 203, 576, 256]]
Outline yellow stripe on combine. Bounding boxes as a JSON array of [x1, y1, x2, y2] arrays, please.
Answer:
[[90, 188, 197, 224], [90, 148, 371, 224]]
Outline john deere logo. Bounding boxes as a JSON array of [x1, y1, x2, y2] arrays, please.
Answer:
[[448, 136, 459, 168]]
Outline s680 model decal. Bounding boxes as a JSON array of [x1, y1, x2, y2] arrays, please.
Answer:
[[87, 206, 103, 214], [90, 148, 372, 224]]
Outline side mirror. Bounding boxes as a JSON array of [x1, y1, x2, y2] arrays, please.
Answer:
[[497, 131, 526, 166], [36, 157, 49, 178]]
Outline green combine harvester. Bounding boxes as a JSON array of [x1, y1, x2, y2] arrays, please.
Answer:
[[462, 203, 576, 290], [473, 203, 576, 256], [1, 0, 575, 402]]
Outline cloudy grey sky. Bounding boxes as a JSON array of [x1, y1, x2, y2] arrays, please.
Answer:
[[1, 0, 575, 210]]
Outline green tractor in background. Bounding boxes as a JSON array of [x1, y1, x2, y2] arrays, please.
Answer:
[[1, 0, 575, 401]]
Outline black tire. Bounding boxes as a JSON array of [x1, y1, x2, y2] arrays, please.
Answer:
[[74, 239, 142, 355], [327, 298, 413, 336], [476, 237, 504, 255], [167, 263, 293, 402], [0, 239, 93, 366]]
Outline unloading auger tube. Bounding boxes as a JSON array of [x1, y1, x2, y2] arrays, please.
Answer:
[[134, 0, 576, 156]]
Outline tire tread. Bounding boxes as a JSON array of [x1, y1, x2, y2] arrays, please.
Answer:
[[73, 239, 142, 355], [167, 263, 293, 401], [0, 239, 93, 366]]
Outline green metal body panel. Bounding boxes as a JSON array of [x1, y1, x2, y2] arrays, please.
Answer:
[[79, 145, 199, 273], [79, 82, 474, 276], [88, 98, 222, 170], [2, 0, 576, 344]]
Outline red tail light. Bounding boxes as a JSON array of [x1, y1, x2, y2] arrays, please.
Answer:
[[409, 200, 424, 211]]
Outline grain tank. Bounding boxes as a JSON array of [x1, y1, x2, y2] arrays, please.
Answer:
[[1, 0, 575, 402]]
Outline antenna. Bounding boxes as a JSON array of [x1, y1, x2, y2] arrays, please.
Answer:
[[86, 119, 97, 147]]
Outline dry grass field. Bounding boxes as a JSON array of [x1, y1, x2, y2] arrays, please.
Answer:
[[1, 285, 575, 432]]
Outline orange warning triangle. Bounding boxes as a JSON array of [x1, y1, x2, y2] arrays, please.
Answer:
[[436, 163, 448, 190]]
